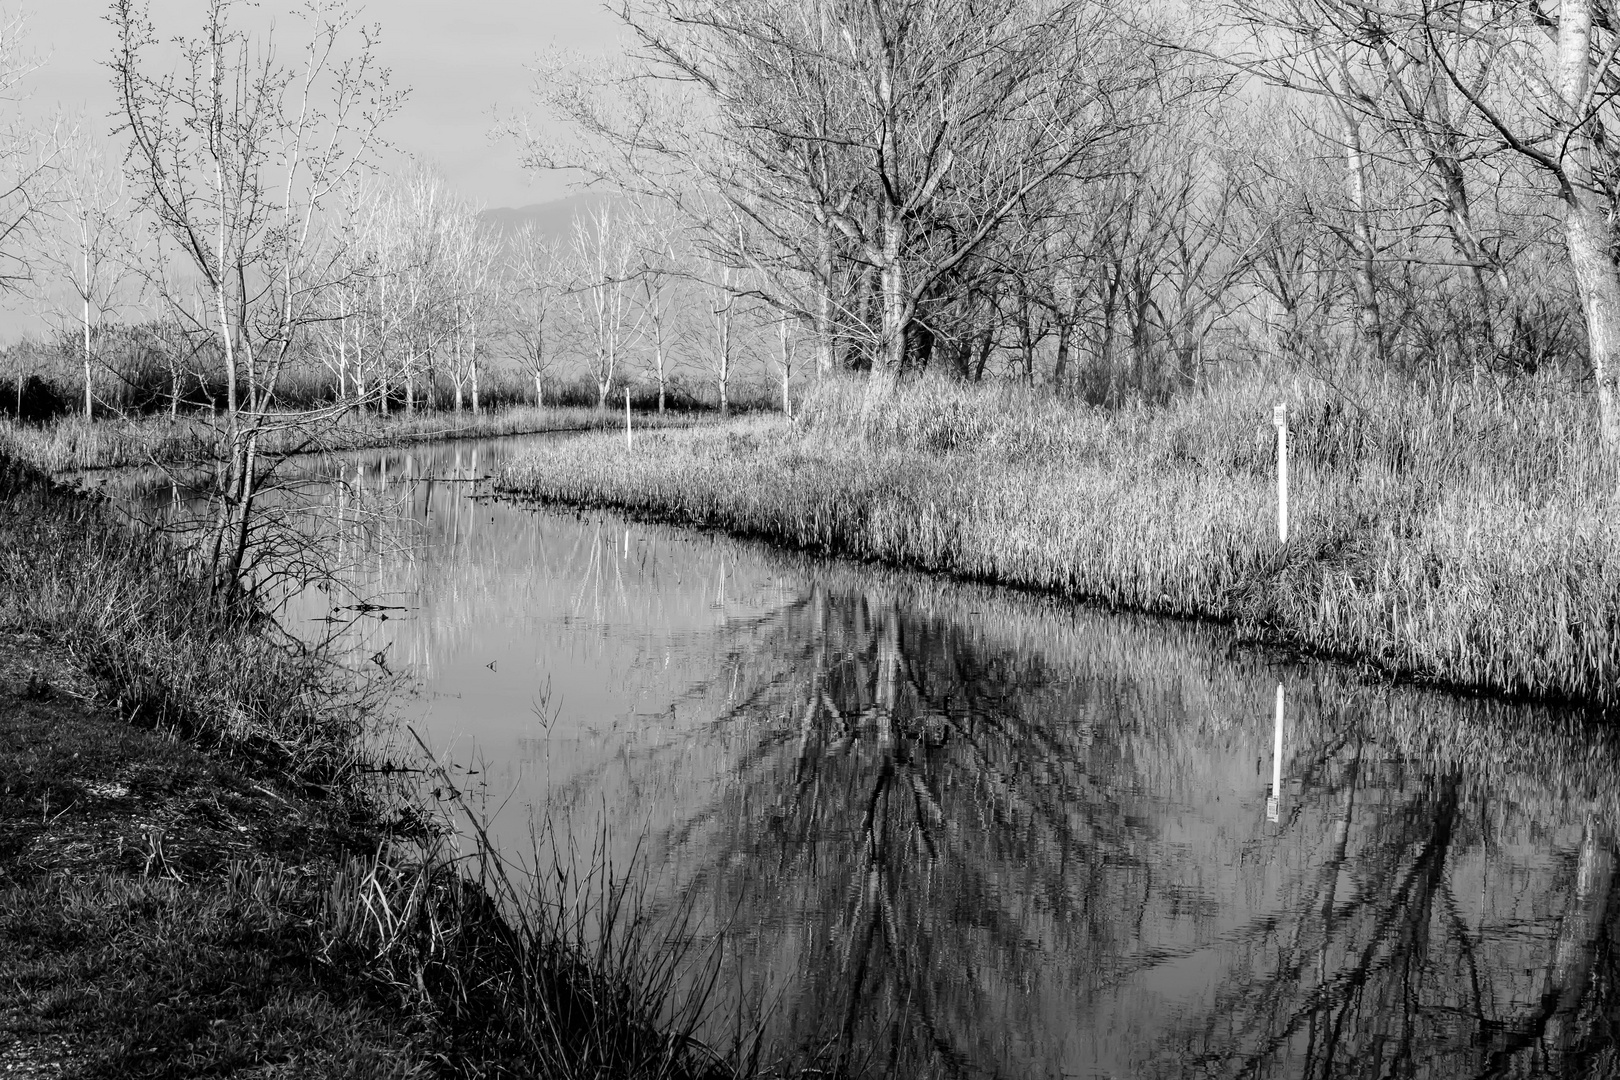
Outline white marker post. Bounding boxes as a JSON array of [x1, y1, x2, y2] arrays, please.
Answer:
[[1267, 682, 1284, 823], [1273, 402, 1289, 543], [626, 387, 633, 450]]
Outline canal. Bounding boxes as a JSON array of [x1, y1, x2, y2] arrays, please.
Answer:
[[87, 433, 1620, 1079]]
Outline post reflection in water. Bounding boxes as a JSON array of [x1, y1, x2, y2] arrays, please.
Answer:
[[93, 436, 1620, 1080], [1269, 683, 1284, 825]]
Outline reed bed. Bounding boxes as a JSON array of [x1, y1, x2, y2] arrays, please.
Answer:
[[498, 368, 1620, 706], [0, 404, 707, 474]]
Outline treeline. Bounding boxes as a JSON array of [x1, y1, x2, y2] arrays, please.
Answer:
[[2, 0, 1616, 438], [0, 172, 797, 423], [523, 0, 1612, 424]]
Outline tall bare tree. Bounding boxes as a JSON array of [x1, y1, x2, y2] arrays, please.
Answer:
[[525, 0, 1167, 404], [506, 219, 559, 408], [37, 116, 138, 419], [111, 0, 398, 594], [563, 203, 643, 410], [1417, 0, 1620, 443]]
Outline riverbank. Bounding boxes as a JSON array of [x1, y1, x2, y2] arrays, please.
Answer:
[[496, 369, 1620, 708], [0, 452, 741, 1078], [0, 404, 707, 473]]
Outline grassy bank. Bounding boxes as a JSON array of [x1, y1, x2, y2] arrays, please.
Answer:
[[0, 454, 742, 1078], [496, 369, 1620, 707], [0, 404, 708, 474]]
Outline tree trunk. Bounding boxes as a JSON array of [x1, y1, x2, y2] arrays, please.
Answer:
[[815, 221, 837, 374], [534, 373, 544, 408], [878, 211, 907, 377], [1335, 93, 1386, 367], [974, 328, 993, 381], [1556, 0, 1620, 446], [716, 299, 731, 416], [83, 296, 93, 421], [1564, 196, 1620, 444]]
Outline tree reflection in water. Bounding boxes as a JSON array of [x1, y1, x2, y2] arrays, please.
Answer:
[[652, 582, 1620, 1080]]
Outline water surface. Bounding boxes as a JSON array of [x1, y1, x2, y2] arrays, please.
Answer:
[[92, 434, 1620, 1079]]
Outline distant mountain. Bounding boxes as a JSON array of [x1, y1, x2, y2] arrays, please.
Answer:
[[479, 191, 623, 242]]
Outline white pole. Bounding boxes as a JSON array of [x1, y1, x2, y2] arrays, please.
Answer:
[[1267, 681, 1284, 823], [1273, 402, 1289, 543], [626, 387, 632, 450]]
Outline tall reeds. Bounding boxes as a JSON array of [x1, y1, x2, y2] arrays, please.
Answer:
[[498, 368, 1620, 706]]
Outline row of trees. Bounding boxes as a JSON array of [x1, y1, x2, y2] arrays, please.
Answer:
[[517, 0, 1620, 440], [8, 132, 802, 427], [316, 186, 802, 420]]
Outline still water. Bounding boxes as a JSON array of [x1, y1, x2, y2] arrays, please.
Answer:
[[94, 435, 1620, 1078]]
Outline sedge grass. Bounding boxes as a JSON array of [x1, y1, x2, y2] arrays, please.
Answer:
[[496, 367, 1620, 707]]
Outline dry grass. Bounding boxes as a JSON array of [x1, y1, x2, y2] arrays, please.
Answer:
[[0, 451, 377, 782], [0, 450, 756, 1079], [497, 367, 1620, 706], [0, 404, 709, 474]]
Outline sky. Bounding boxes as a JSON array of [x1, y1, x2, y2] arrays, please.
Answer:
[[14, 0, 623, 210]]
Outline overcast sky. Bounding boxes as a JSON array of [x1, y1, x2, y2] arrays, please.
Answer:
[[16, 0, 621, 210]]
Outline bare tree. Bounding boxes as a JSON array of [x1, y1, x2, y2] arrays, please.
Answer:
[[1417, 0, 1620, 443], [111, 0, 398, 594], [37, 116, 138, 419], [524, 0, 1168, 404], [629, 204, 684, 413], [563, 203, 643, 410], [0, 9, 55, 297], [772, 314, 799, 416], [506, 220, 559, 407]]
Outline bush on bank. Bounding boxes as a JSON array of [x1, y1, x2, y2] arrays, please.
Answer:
[[496, 367, 1620, 707]]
